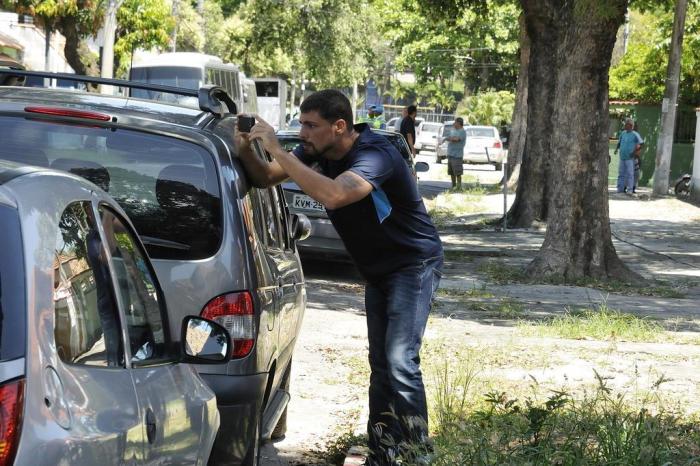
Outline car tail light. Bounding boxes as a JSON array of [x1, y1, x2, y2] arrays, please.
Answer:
[[0, 378, 24, 466], [24, 106, 112, 122], [201, 292, 255, 358], [493, 140, 502, 149]]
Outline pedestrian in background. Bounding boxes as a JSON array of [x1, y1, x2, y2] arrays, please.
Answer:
[[614, 117, 642, 194], [235, 90, 443, 466], [444, 117, 466, 190], [360, 105, 387, 129], [400, 105, 418, 156]]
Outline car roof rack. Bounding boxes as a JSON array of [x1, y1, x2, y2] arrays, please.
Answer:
[[0, 69, 237, 117]]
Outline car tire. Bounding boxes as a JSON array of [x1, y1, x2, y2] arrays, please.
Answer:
[[241, 411, 261, 466], [271, 360, 292, 440], [494, 162, 503, 171]]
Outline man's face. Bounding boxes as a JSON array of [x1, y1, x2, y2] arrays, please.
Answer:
[[454, 121, 462, 129], [298, 110, 342, 158], [624, 121, 633, 131]]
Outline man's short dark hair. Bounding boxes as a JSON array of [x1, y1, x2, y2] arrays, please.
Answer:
[[455, 117, 464, 125], [300, 89, 353, 130], [407, 105, 417, 116]]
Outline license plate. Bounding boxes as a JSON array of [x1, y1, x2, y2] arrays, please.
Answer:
[[292, 193, 325, 212]]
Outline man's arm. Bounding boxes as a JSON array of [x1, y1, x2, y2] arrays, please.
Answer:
[[236, 135, 289, 187], [248, 116, 373, 209]]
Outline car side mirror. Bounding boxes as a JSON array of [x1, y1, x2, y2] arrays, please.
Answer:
[[181, 316, 231, 363], [414, 161, 429, 173], [290, 212, 312, 241]]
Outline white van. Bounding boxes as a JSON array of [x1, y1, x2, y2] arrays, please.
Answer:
[[129, 52, 257, 113]]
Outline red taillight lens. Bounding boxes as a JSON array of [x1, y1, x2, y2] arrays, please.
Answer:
[[201, 292, 255, 358], [24, 106, 111, 122], [493, 140, 502, 148], [0, 378, 24, 466]]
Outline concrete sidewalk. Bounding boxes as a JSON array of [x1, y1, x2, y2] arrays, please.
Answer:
[[439, 192, 700, 327]]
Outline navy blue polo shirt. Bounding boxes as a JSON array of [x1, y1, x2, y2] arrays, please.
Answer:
[[293, 124, 442, 281]]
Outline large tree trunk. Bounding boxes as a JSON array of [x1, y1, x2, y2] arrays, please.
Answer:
[[59, 17, 88, 75], [523, 0, 638, 281], [506, 4, 556, 227], [502, 13, 529, 190]]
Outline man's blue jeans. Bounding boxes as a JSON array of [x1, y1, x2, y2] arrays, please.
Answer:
[[617, 158, 635, 193], [365, 255, 443, 465]]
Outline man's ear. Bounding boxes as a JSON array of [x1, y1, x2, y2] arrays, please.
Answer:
[[333, 119, 348, 134]]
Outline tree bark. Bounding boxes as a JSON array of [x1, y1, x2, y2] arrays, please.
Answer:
[[506, 3, 556, 228], [653, 0, 688, 195], [59, 17, 87, 75], [502, 13, 529, 190], [523, 0, 639, 281]]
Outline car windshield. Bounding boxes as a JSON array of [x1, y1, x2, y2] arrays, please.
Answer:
[[466, 128, 496, 138], [0, 203, 26, 361], [421, 123, 441, 133], [0, 116, 222, 260]]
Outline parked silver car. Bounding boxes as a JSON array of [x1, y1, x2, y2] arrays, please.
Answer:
[[0, 161, 230, 465], [0, 70, 310, 466]]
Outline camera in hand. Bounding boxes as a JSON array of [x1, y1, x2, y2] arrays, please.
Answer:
[[237, 115, 256, 133]]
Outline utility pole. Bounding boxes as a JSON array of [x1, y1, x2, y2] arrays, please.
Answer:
[[197, 0, 205, 52], [171, 0, 180, 52], [653, 0, 688, 195], [100, 0, 122, 93]]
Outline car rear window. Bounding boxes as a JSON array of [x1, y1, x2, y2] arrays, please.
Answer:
[[466, 127, 497, 138], [421, 123, 441, 133], [0, 204, 26, 361], [0, 116, 222, 260]]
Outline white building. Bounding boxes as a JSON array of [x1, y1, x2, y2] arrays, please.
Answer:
[[0, 11, 73, 72]]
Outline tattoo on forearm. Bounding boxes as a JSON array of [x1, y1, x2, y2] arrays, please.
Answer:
[[337, 172, 362, 190]]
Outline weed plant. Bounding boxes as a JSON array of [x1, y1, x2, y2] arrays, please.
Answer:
[[426, 362, 700, 466]]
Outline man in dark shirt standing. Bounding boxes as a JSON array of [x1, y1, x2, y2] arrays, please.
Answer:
[[236, 90, 443, 466], [399, 105, 418, 157]]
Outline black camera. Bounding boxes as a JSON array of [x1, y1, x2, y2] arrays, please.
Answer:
[[237, 115, 256, 133]]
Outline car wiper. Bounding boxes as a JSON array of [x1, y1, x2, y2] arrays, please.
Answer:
[[140, 236, 190, 250]]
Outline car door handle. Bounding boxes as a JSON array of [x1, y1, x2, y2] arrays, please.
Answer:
[[146, 408, 156, 444]]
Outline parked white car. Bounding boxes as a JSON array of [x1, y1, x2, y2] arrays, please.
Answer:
[[436, 125, 506, 170], [414, 121, 442, 153]]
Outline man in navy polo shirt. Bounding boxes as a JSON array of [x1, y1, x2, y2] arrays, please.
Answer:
[[236, 89, 443, 466]]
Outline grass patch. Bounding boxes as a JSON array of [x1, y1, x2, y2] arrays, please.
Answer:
[[437, 286, 494, 299], [442, 249, 477, 262], [477, 260, 687, 298], [315, 430, 368, 465], [429, 366, 700, 466], [518, 304, 665, 342], [426, 189, 487, 227], [469, 297, 525, 318]]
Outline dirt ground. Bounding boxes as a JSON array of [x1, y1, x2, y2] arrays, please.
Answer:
[[260, 180, 700, 465]]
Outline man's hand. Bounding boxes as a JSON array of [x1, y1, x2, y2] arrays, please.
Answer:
[[248, 114, 285, 156]]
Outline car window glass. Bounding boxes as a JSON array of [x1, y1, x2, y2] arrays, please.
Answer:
[[250, 188, 282, 248], [54, 202, 123, 367], [466, 128, 496, 138], [98, 206, 170, 364], [0, 116, 222, 261], [0, 205, 26, 362]]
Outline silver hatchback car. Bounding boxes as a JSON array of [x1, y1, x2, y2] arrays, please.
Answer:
[[0, 161, 230, 465]]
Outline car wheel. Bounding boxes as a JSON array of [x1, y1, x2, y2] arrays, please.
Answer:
[[494, 162, 503, 171], [271, 360, 292, 440], [241, 411, 261, 466]]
